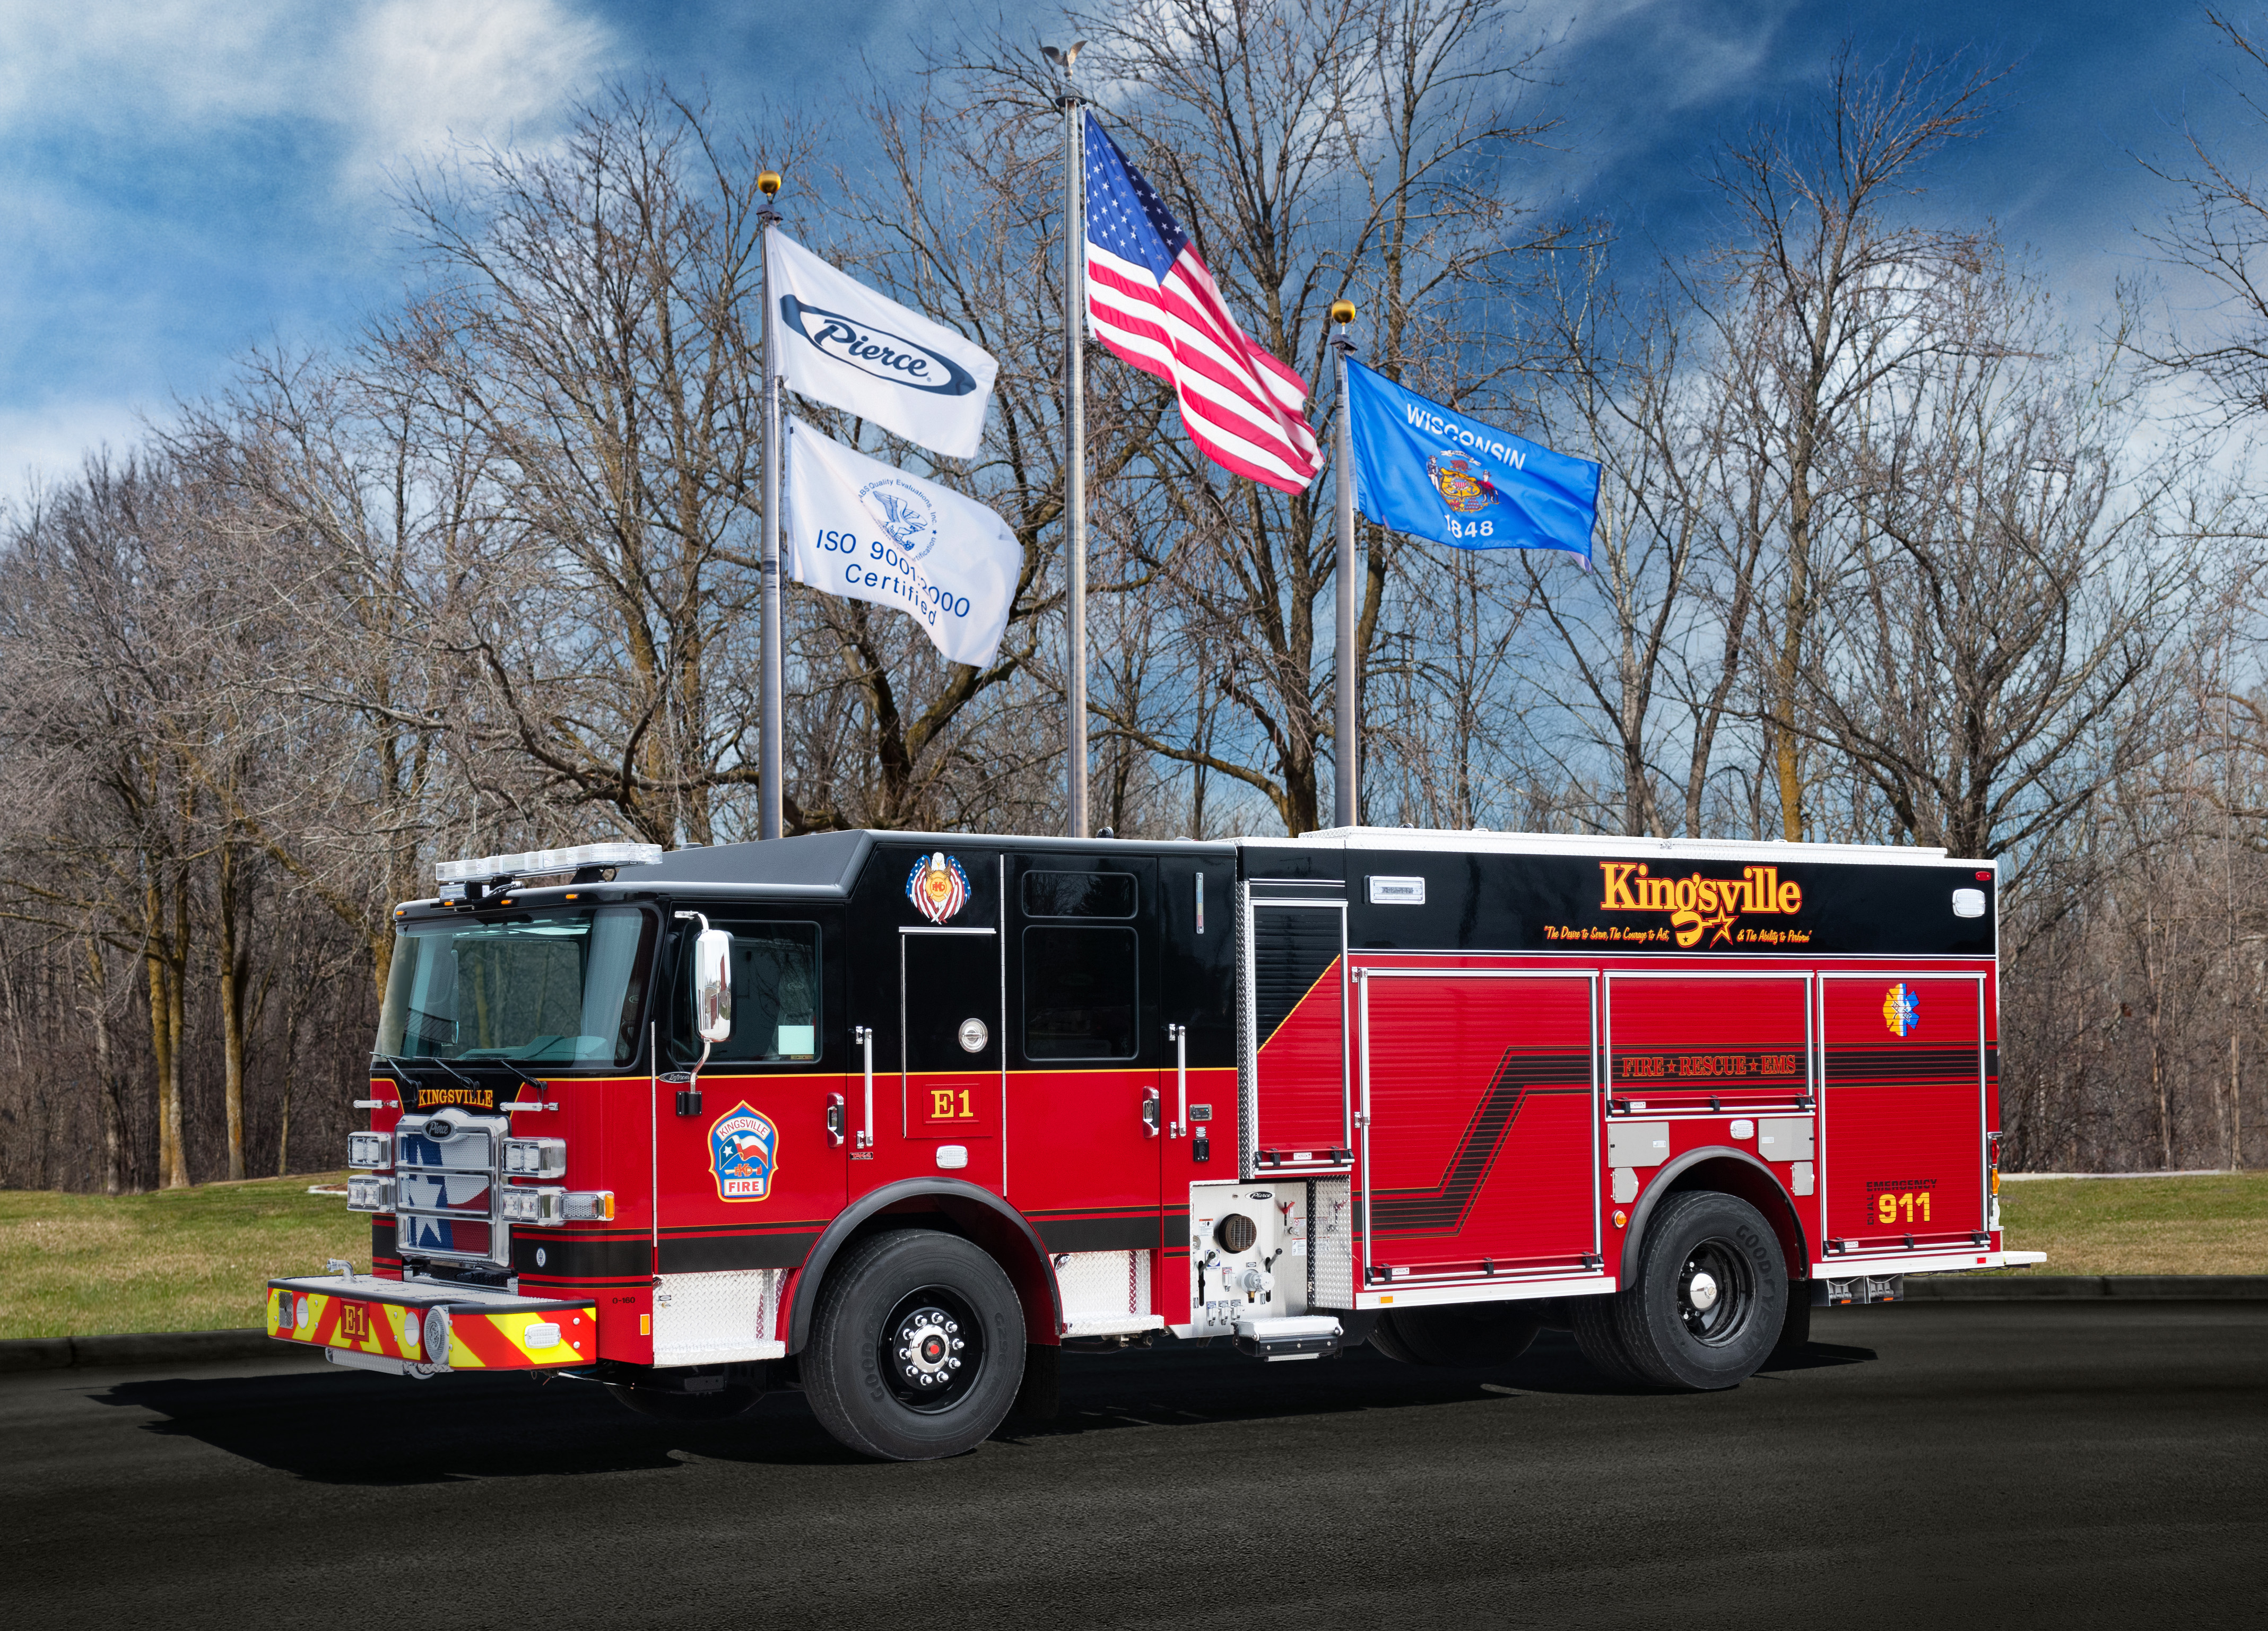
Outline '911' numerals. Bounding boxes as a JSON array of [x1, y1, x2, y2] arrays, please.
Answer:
[[1875, 1191, 1932, 1225]]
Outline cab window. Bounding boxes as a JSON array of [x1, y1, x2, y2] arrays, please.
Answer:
[[1023, 925, 1138, 1059], [672, 921, 822, 1063]]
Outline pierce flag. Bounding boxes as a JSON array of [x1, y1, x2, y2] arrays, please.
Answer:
[[781, 417, 1020, 669], [1345, 357, 1598, 565], [766, 233, 1000, 460]]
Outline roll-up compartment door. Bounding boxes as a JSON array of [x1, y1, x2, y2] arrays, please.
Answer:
[[1358, 971, 1598, 1285], [1820, 974, 1987, 1249], [1242, 896, 1349, 1172]]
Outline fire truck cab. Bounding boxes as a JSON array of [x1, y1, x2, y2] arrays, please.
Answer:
[[267, 827, 2032, 1460]]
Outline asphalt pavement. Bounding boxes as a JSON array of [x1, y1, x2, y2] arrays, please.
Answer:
[[6, 1302, 2264, 1628]]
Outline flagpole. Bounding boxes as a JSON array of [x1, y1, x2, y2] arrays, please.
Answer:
[[758, 169, 785, 842], [1331, 299, 1359, 830], [1056, 51, 1089, 839]]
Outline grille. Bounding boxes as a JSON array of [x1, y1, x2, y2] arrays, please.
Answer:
[[394, 1113, 510, 1267]]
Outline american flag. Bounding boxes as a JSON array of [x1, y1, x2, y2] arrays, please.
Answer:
[[1082, 113, 1323, 495]]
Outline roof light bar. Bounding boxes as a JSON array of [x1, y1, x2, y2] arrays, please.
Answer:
[[435, 843, 664, 885]]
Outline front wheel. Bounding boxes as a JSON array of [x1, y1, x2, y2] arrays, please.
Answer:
[[1584, 1190, 1787, 1390], [804, 1228, 1026, 1461]]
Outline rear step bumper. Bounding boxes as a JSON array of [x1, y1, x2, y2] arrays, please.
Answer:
[[266, 1275, 596, 1375]]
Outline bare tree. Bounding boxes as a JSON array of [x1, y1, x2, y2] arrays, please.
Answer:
[[1703, 43, 2000, 840]]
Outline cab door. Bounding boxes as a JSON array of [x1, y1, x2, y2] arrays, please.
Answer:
[[900, 926, 1004, 1188], [656, 913, 849, 1270], [1005, 856, 1162, 1259]]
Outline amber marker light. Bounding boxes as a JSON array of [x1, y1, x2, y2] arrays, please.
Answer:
[[1612, 1209, 1629, 1229]]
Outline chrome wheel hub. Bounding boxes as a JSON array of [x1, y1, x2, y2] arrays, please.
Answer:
[[1676, 1238, 1753, 1346], [896, 1307, 965, 1390]]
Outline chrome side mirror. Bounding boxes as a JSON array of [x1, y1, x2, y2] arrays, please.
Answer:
[[692, 928, 733, 1043]]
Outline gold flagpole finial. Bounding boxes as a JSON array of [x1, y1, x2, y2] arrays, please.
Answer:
[[1330, 299, 1357, 326], [758, 171, 783, 198]]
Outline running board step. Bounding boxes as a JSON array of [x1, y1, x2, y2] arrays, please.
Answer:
[[1235, 1315, 1343, 1362]]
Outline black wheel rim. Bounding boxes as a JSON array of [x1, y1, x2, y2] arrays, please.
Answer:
[[877, 1286, 985, 1414], [1676, 1236, 1756, 1347]]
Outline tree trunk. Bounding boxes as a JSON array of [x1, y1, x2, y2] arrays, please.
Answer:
[[218, 839, 247, 1182], [85, 937, 121, 1197]]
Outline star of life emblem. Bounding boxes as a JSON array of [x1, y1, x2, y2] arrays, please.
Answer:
[[1881, 983, 1919, 1038], [907, 852, 971, 924]]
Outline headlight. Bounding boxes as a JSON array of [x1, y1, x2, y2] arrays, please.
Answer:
[[502, 1137, 567, 1179], [345, 1175, 395, 1213], [501, 1186, 567, 1225], [563, 1190, 614, 1222], [346, 1132, 390, 1169]]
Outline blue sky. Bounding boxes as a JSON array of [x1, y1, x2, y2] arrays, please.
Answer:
[[1, 0, 2259, 494]]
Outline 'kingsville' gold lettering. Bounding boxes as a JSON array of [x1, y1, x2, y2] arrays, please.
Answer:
[[1597, 862, 1803, 948]]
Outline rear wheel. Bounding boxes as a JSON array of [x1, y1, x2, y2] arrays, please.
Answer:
[[1569, 1293, 1650, 1384], [804, 1228, 1026, 1461], [1585, 1190, 1787, 1390], [1368, 1302, 1543, 1367]]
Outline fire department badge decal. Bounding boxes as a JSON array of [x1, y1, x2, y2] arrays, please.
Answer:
[[709, 1103, 779, 1201], [906, 851, 970, 924], [1881, 982, 1919, 1038]]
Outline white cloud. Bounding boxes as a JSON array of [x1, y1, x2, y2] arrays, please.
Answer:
[[0, 399, 162, 509], [346, 0, 612, 179], [0, 0, 615, 187]]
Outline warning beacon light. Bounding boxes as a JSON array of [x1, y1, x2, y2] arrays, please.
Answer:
[[433, 842, 664, 906]]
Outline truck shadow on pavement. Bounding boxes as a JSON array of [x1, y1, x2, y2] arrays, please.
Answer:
[[92, 1332, 1877, 1485]]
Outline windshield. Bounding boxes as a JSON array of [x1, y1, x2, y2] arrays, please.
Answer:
[[376, 905, 656, 1067]]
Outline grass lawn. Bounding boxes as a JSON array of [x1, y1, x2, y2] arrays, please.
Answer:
[[1997, 1170, 2268, 1276], [3, 1168, 2266, 1339], [0, 1174, 367, 1339]]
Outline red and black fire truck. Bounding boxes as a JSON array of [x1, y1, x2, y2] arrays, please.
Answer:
[[266, 826, 2034, 1459]]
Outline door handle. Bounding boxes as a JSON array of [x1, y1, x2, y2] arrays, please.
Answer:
[[1141, 1088, 1161, 1138], [825, 1094, 846, 1148], [1166, 1023, 1187, 1137], [854, 1027, 874, 1150]]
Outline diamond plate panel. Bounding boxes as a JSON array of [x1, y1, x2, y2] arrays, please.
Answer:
[[1309, 1178, 1354, 1307], [1055, 1249, 1150, 1319], [652, 1268, 787, 1365]]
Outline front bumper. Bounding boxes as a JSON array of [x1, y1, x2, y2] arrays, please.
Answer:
[[267, 1274, 596, 1376]]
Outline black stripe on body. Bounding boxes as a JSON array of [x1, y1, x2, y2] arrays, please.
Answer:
[[1826, 1046, 1984, 1083], [1372, 1049, 1591, 1236], [1036, 1213, 1163, 1252]]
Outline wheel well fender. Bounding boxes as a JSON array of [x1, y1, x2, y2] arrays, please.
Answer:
[[1619, 1148, 1810, 1285], [785, 1179, 1062, 1354]]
